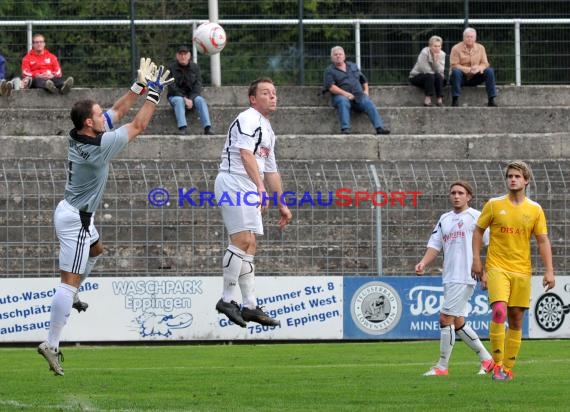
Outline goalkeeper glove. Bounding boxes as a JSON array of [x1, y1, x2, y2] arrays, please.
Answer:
[[146, 65, 174, 105], [130, 57, 157, 95]]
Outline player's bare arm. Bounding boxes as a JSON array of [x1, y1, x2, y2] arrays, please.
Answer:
[[125, 101, 158, 141], [536, 234, 555, 291], [471, 226, 485, 279], [415, 247, 439, 275], [479, 270, 488, 291], [264, 171, 293, 230], [111, 92, 142, 122], [239, 148, 266, 210]]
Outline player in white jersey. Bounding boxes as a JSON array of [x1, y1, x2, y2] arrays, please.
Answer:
[[38, 59, 173, 376], [415, 180, 495, 376], [214, 78, 292, 327]]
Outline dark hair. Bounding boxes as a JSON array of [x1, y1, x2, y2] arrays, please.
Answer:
[[248, 77, 274, 97], [70, 99, 96, 130], [449, 180, 473, 196]]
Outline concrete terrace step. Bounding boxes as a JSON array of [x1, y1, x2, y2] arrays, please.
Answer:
[[1, 106, 569, 136], [2, 132, 569, 161], [1, 85, 570, 109]]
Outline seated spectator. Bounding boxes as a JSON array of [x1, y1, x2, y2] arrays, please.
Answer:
[[167, 45, 214, 135], [409, 35, 446, 107], [323, 45, 390, 135], [0, 53, 21, 97], [449, 27, 497, 107], [21, 33, 74, 95]]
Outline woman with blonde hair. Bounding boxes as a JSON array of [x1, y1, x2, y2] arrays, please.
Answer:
[[409, 35, 446, 106]]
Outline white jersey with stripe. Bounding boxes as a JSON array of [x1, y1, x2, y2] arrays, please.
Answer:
[[218, 107, 278, 177], [427, 207, 489, 285], [64, 110, 128, 213]]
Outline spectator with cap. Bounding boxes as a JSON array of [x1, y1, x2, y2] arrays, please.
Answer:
[[167, 45, 214, 135]]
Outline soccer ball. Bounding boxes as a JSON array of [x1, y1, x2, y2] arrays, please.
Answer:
[[193, 22, 227, 55]]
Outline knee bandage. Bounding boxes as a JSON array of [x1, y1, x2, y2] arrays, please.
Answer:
[[492, 302, 507, 323]]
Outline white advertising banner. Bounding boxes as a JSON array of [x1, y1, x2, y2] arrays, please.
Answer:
[[0, 276, 343, 342], [3, 275, 568, 342], [528, 276, 570, 339]]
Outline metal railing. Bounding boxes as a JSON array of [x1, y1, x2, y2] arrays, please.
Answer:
[[1, 18, 570, 85]]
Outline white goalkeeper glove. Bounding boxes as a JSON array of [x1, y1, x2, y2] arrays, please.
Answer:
[[130, 57, 157, 95], [145, 65, 174, 105]]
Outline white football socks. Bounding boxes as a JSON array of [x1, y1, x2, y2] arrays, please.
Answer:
[[437, 324, 456, 369], [456, 323, 492, 361], [47, 283, 77, 349], [222, 245, 245, 302], [238, 254, 256, 309]]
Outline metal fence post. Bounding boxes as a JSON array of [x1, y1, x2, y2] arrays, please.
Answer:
[[369, 164, 383, 277], [130, 0, 137, 82], [355, 20, 361, 69], [298, 0, 305, 85], [515, 20, 521, 86], [209, 0, 222, 87]]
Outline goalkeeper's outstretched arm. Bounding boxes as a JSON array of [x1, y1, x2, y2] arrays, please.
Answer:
[[111, 58, 157, 122]]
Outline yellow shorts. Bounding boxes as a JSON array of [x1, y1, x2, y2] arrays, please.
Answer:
[[486, 268, 531, 308]]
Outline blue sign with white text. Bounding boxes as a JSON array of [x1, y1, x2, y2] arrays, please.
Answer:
[[342, 276, 529, 340]]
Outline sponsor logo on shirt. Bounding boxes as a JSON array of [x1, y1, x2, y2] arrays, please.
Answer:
[[499, 226, 523, 235], [257, 146, 271, 158], [442, 230, 466, 242]]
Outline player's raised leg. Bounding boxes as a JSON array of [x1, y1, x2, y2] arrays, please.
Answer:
[[215, 244, 247, 327], [72, 238, 102, 313], [238, 254, 281, 327]]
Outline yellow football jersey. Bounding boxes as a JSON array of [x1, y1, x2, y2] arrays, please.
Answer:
[[476, 195, 548, 276]]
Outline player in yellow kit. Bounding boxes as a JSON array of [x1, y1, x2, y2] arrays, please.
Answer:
[[472, 160, 555, 381]]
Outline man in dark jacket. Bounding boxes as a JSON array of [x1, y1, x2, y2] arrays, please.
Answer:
[[167, 45, 214, 135]]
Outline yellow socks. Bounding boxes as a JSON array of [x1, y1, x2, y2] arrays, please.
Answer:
[[489, 321, 506, 365], [503, 328, 522, 371]]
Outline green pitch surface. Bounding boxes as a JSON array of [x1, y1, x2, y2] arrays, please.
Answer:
[[1, 340, 569, 411]]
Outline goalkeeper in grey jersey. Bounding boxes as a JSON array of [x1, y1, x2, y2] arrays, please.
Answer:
[[37, 59, 173, 376]]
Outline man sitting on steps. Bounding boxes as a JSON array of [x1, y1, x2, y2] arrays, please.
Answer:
[[323, 45, 390, 135], [449, 27, 497, 107], [21, 33, 74, 95]]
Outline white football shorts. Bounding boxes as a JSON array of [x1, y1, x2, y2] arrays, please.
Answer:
[[440, 283, 475, 317], [214, 172, 263, 236], [54, 199, 99, 274]]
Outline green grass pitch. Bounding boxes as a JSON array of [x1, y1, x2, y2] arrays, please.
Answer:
[[1, 340, 568, 411]]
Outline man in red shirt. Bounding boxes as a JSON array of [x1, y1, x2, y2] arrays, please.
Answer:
[[21, 33, 74, 94]]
